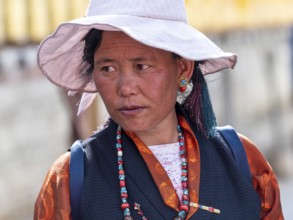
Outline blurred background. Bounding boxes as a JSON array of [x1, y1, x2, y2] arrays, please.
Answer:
[[0, 0, 292, 219]]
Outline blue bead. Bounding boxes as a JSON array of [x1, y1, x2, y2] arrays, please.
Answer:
[[124, 208, 131, 216], [121, 187, 127, 193], [119, 175, 125, 180], [116, 143, 122, 148], [183, 200, 189, 205], [181, 176, 187, 181], [119, 165, 123, 170], [183, 189, 189, 195], [122, 198, 127, 203], [178, 210, 186, 218]]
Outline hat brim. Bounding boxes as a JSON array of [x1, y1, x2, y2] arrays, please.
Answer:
[[38, 15, 237, 93]]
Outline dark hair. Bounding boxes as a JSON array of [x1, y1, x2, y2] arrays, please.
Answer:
[[181, 64, 217, 138], [82, 28, 103, 76]]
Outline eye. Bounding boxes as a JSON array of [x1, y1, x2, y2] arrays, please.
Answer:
[[100, 66, 115, 72], [135, 64, 150, 71]]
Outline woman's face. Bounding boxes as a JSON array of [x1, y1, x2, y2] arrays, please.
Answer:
[[93, 31, 189, 134]]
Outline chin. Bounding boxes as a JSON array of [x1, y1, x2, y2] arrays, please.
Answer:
[[119, 121, 149, 133]]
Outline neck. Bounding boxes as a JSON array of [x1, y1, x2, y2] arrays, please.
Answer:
[[134, 114, 179, 146]]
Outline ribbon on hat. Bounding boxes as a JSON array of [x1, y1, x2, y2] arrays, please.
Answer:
[[68, 91, 98, 115], [78, 92, 97, 115]]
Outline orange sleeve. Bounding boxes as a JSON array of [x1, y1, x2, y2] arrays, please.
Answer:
[[34, 152, 71, 220], [239, 134, 284, 220]]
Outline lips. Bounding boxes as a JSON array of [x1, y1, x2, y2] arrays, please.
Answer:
[[118, 105, 145, 116]]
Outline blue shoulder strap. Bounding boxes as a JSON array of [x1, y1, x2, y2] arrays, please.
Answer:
[[218, 125, 252, 184], [69, 140, 85, 220]]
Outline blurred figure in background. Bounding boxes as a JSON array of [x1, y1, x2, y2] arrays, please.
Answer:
[[34, 0, 283, 219]]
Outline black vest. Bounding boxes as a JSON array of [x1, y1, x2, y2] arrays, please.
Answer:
[[80, 119, 261, 219]]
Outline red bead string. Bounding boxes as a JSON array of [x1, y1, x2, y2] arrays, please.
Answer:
[[116, 125, 189, 220]]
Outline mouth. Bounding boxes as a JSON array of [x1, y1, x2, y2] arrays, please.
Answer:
[[118, 106, 145, 115]]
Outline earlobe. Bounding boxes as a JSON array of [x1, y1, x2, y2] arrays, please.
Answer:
[[178, 75, 188, 92]]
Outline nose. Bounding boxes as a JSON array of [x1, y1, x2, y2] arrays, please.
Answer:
[[117, 71, 138, 97]]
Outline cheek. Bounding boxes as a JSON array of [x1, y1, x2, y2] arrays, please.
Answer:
[[94, 72, 110, 92], [93, 71, 102, 88], [94, 76, 114, 102], [148, 72, 178, 100]]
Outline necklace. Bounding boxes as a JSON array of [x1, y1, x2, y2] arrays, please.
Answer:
[[116, 125, 189, 220]]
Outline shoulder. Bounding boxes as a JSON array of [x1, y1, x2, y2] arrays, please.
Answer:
[[238, 133, 284, 219], [38, 152, 70, 192], [34, 152, 71, 220], [50, 152, 70, 175], [237, 133, 272, 174]]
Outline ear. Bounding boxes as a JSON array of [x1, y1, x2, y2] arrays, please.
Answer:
[[177, 58, 194, 82]]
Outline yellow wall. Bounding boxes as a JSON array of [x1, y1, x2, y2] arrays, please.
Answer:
[[186, 0, 293, 32], [1, 0, 293, 45], [0, 0, 89, 45]]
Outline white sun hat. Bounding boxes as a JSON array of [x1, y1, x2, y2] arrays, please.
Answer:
[[37, 0, 237, 114]]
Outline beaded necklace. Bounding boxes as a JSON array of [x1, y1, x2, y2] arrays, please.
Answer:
[[116, 125, 189, 220]]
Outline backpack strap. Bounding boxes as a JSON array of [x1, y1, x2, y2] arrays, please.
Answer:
[[69, 140, 85, 220], [218, 125, 252, 184]]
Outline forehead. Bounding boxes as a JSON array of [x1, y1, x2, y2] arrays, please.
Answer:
[[95, 31, 171, 58]]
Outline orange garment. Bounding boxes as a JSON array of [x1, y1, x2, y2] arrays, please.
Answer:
[[125, 115, 200, 219], [34, 117, 284, 220]]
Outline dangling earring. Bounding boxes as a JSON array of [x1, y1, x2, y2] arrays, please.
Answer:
[[178, 75, 187, 93]]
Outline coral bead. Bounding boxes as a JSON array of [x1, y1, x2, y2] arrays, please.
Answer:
[[120, 180, 125, 187], [180, 204, 189, 212], [121, 203, 130, 210], [179, 86, 186, 92], [182, 194, 189, 201], [121, 193, 128, 198], [182, 181, 188, 188]]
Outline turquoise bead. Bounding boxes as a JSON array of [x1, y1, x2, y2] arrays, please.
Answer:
[[181, 176, 187, 181], [183, 189, 189, 195], [123, 207, 131, 216], [120, 187, 127, 193], [119, 175, 125, 180], [178, 210, 187, 218], [183, 200, 189, 205]]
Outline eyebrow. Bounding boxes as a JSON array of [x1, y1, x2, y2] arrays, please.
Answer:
[[95, 56, 156, 66], [95, 58, 115, 66], [129, 56, 155, 62]]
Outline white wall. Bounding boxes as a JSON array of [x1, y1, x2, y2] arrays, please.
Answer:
[[207, 27, 293, 177]]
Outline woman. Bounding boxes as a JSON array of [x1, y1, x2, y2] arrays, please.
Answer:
[[34, 0, 283, 219]]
